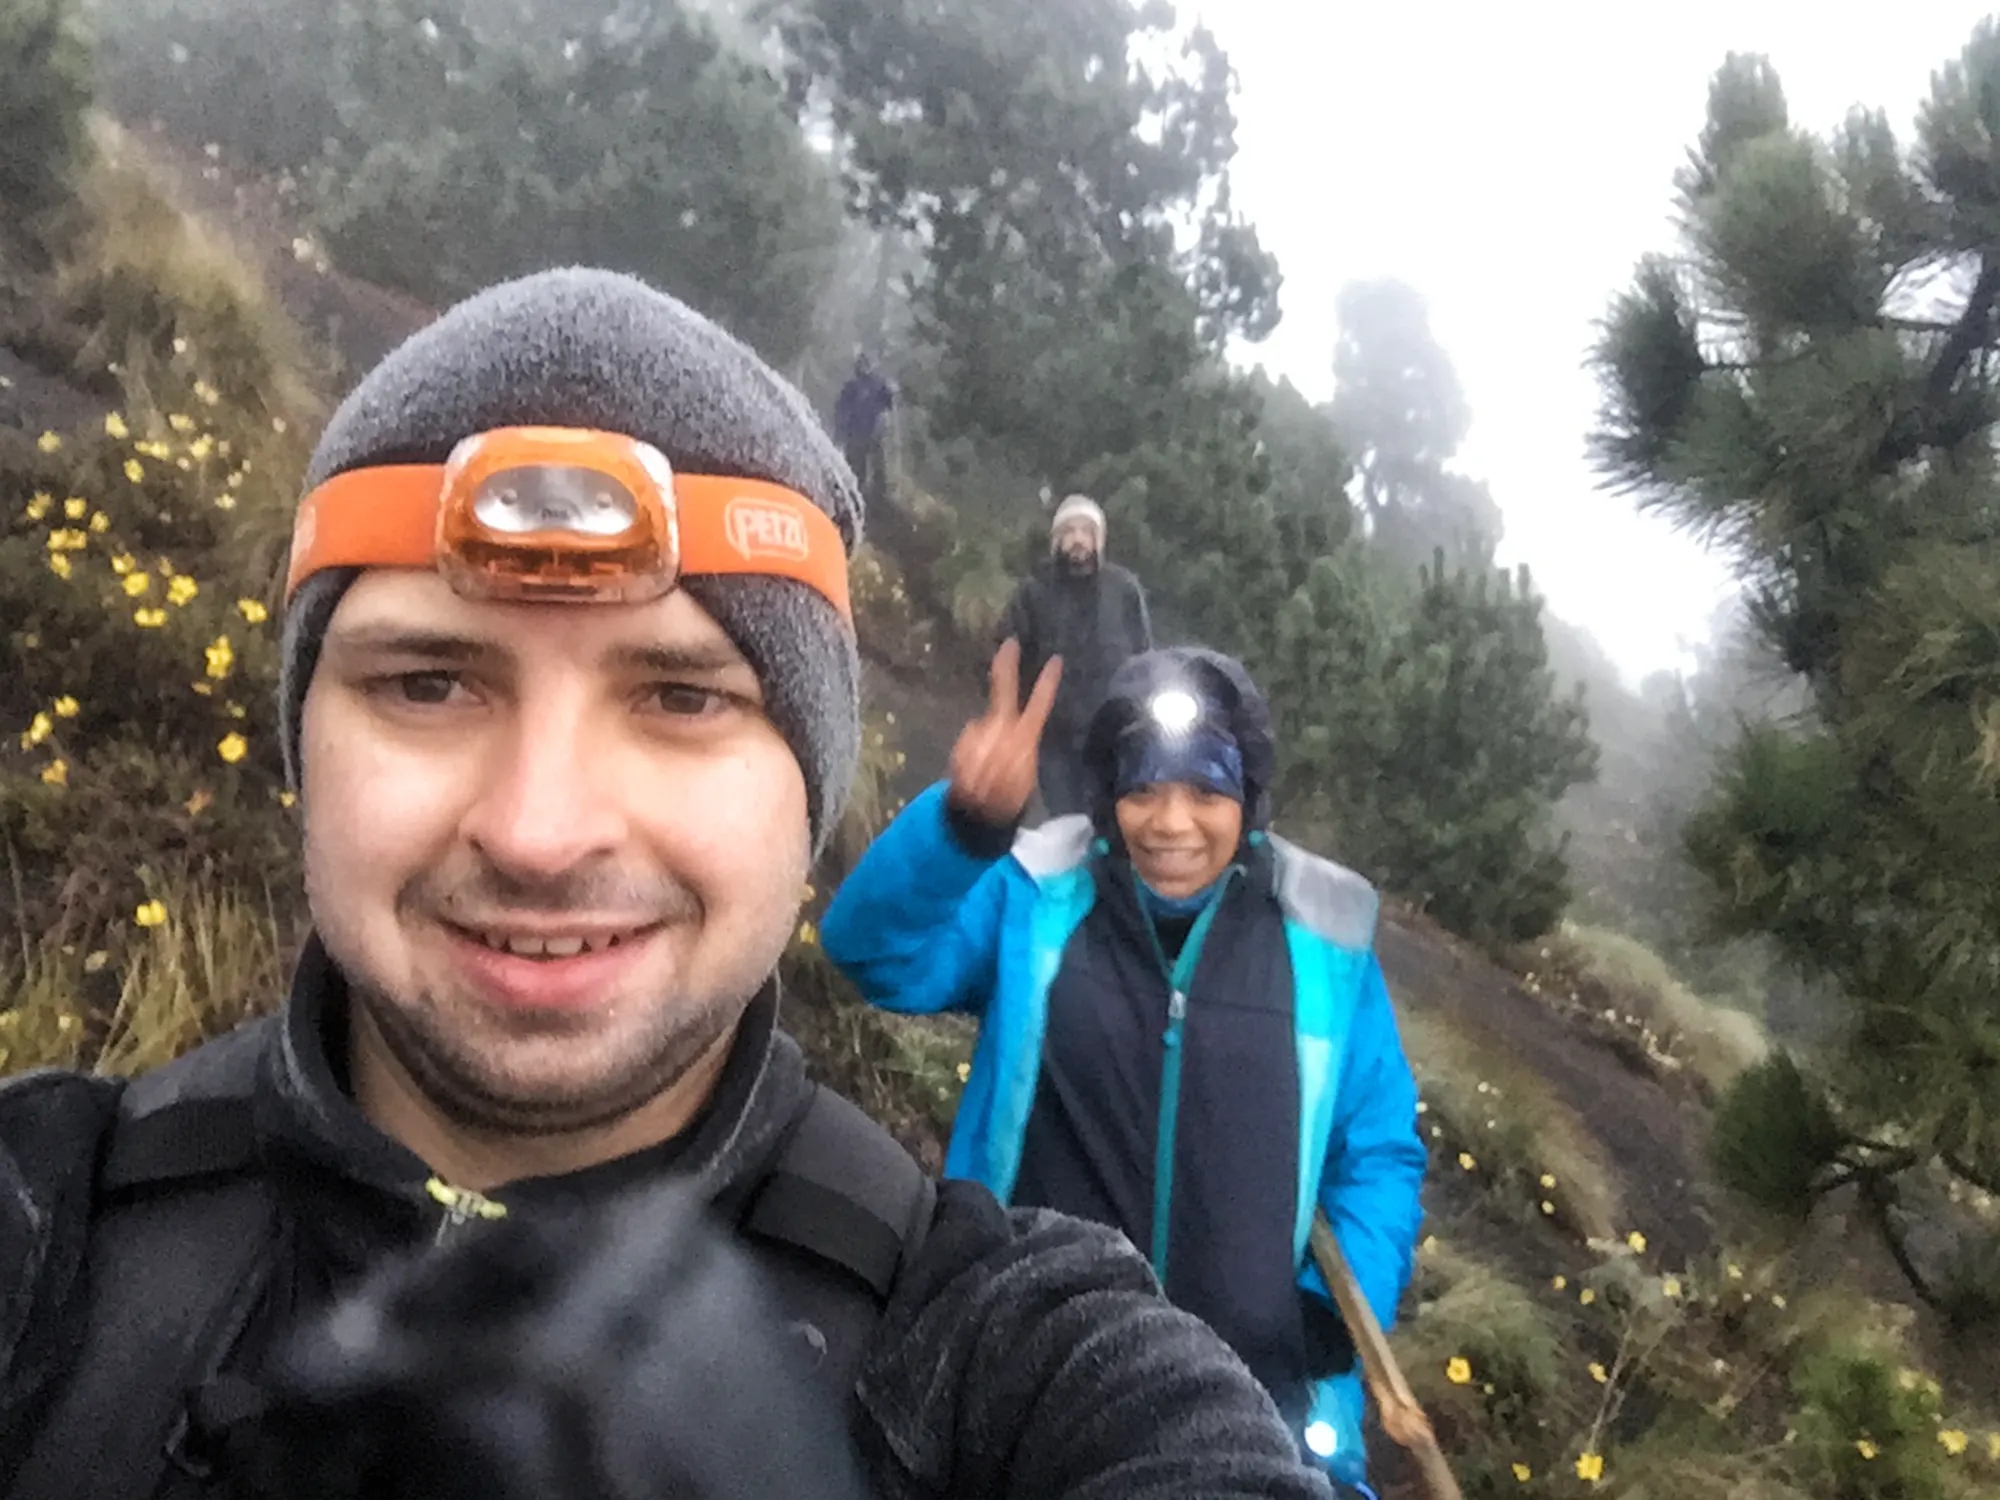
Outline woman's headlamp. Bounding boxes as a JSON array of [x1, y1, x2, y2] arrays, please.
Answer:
[[286, 426, 850, 621]]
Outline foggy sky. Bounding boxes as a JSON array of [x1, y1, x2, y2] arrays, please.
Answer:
[[1204, 0, 1996, 688]]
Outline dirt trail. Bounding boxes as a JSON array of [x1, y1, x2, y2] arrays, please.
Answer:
[[1377, 913, 1718, 1266]]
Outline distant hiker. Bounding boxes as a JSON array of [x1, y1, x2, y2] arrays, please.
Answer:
[[0, 271, 1338, 1500], [994, 492, 1153, 818], [822, 642, 1428, 1497], [831, 350, 895, 506]]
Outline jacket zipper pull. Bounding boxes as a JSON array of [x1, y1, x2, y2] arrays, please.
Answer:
[[426, 1176, 508, 1244], [1165, 988, 1187, 1039]]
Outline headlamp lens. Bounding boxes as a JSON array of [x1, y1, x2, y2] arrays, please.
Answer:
[[472, 465, 639, 537], [1149, 688, 1201, 736]]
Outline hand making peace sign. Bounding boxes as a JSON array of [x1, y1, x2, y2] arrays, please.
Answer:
[[947, 639, 1062, 826]]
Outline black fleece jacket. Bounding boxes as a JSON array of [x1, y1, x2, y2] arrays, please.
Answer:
[[0, 936, 1331, 1500]]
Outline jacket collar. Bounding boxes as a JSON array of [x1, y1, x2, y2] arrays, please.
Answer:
[[254, 931, 811, 1214]]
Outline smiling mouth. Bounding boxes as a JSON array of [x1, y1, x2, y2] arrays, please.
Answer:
[[448, 923, 655, 960]]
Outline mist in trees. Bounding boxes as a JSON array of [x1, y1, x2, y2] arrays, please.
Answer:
[[1330, 277, 1504, 572]]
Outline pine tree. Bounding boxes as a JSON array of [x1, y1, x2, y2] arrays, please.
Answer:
[[1592, 32, 2000, 1233]]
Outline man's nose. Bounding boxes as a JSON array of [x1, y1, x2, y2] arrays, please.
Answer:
[[459, 705, 627, 878]]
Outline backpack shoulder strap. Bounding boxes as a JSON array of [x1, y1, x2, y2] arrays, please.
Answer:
[[742, 1084, 935, 1297], [731, 1084, 936, 1400], [5, 1022, 280, 1500]]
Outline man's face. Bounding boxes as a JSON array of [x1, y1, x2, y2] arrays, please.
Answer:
[[300, 570, 810, 1136], [1054, 518, 1100, 568], [1115, 782, 1244, 900]]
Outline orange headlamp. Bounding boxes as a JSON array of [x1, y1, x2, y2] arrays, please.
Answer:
[[286, 426, 851, 621]]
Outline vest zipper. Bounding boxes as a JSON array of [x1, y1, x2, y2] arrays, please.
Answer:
[[1140, 866, 1239, 1285], [426, 1176, 508, 1244]]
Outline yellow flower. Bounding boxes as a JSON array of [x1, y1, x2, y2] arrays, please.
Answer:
[[104, 412, 129, 440], [20, 712, 53, 749], [237, 598, 269, 624], [1988, 1433, 2000, 1460], [1627, 1230, 1648, 1254], [1541, 1200, 1555, 1216], [1856, 1439, 1878, 1460], [1771, 1293, 1787, 1309], [213, 492, 238, 512], [194, 380, 220, 405], [135, 900, 168, 928], [1726, 1264, 1743, 1281], [47, 553, 72, 581], [1540, 1173, 1557, 1189], [1458, 1152, 1477, 1171], [41, 758, 67, 787], [1898, 1369, 1920, 1392], [1662, 1276, 1683, 1299], [52, 696, 79, 718], [1551, 1275, 1567, 1291], [1511, 1463, 1531, 1483], [1576, 1452, 1604, 1483], [124, 459, 145, 483], [112, 553, 136, 575], [278, 790, 297, 809], [167, 575, 199, 606], [123, 571, 152, 596], [63, 497, 87, 519], [49, 528, 89, 552], [37, 430, 62, 452], [1589, 1361, 1608, 1384], [956, 1061, 971, 1082], [1939, 1430, 1968, 1456], [217, 732, 248, 764], [1579, 1288, 1596, 1306], [205, 636, 234, 680], [1445, 1357, 1472, 1385], [25, 492, 52, 520], [88, 510, 109, 533], [189, 434, 215, 461], [134, 608, 167, 628], [168, 413, 195, 433]]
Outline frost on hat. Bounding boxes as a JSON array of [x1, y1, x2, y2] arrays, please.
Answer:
[[281, 267, 862, 852]]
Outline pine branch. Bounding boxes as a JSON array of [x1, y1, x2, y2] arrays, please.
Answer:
[[1858, 1170, 1945, 1312]]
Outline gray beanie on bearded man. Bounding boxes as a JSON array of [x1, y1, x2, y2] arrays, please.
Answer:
[[278, 267, 863, 854]]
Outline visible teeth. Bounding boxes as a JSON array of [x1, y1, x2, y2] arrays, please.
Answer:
[[477, 931, 616, 958]]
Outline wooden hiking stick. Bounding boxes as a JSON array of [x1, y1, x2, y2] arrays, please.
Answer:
[[1309, 1211, 1464, 1500]]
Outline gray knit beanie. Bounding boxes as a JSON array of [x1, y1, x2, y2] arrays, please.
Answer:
[[280, 267, 863, 854]]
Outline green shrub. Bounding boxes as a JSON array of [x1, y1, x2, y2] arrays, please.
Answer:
[[1711, 1054, 1847, 1221]]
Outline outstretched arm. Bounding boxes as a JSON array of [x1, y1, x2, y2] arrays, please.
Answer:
[[820, 784, 1012, 1018], [859, 1184, 1333, 1500]]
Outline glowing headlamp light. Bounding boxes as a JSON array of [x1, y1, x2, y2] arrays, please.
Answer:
[[1148, 688, 1202, 736], [286, 425, 851, 620], [1303, 1421, 1338, 1458]]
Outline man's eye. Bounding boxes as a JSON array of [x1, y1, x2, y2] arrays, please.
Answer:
[[383, 671, 462, 706], [648, 683, 727, 718]]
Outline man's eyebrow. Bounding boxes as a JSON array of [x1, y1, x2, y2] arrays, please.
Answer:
[[611, 641, 752, 676], [320, 626, 490, 662]]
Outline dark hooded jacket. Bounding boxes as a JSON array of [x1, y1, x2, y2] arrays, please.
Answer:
[[995, 558, 1153, 744], [0, 935, 1336, 1500]]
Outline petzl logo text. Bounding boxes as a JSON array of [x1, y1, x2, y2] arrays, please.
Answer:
[[725, 498, 810, 561]]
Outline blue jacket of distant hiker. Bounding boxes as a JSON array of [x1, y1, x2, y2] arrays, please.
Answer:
[[822, 697, 1427, 1486]]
